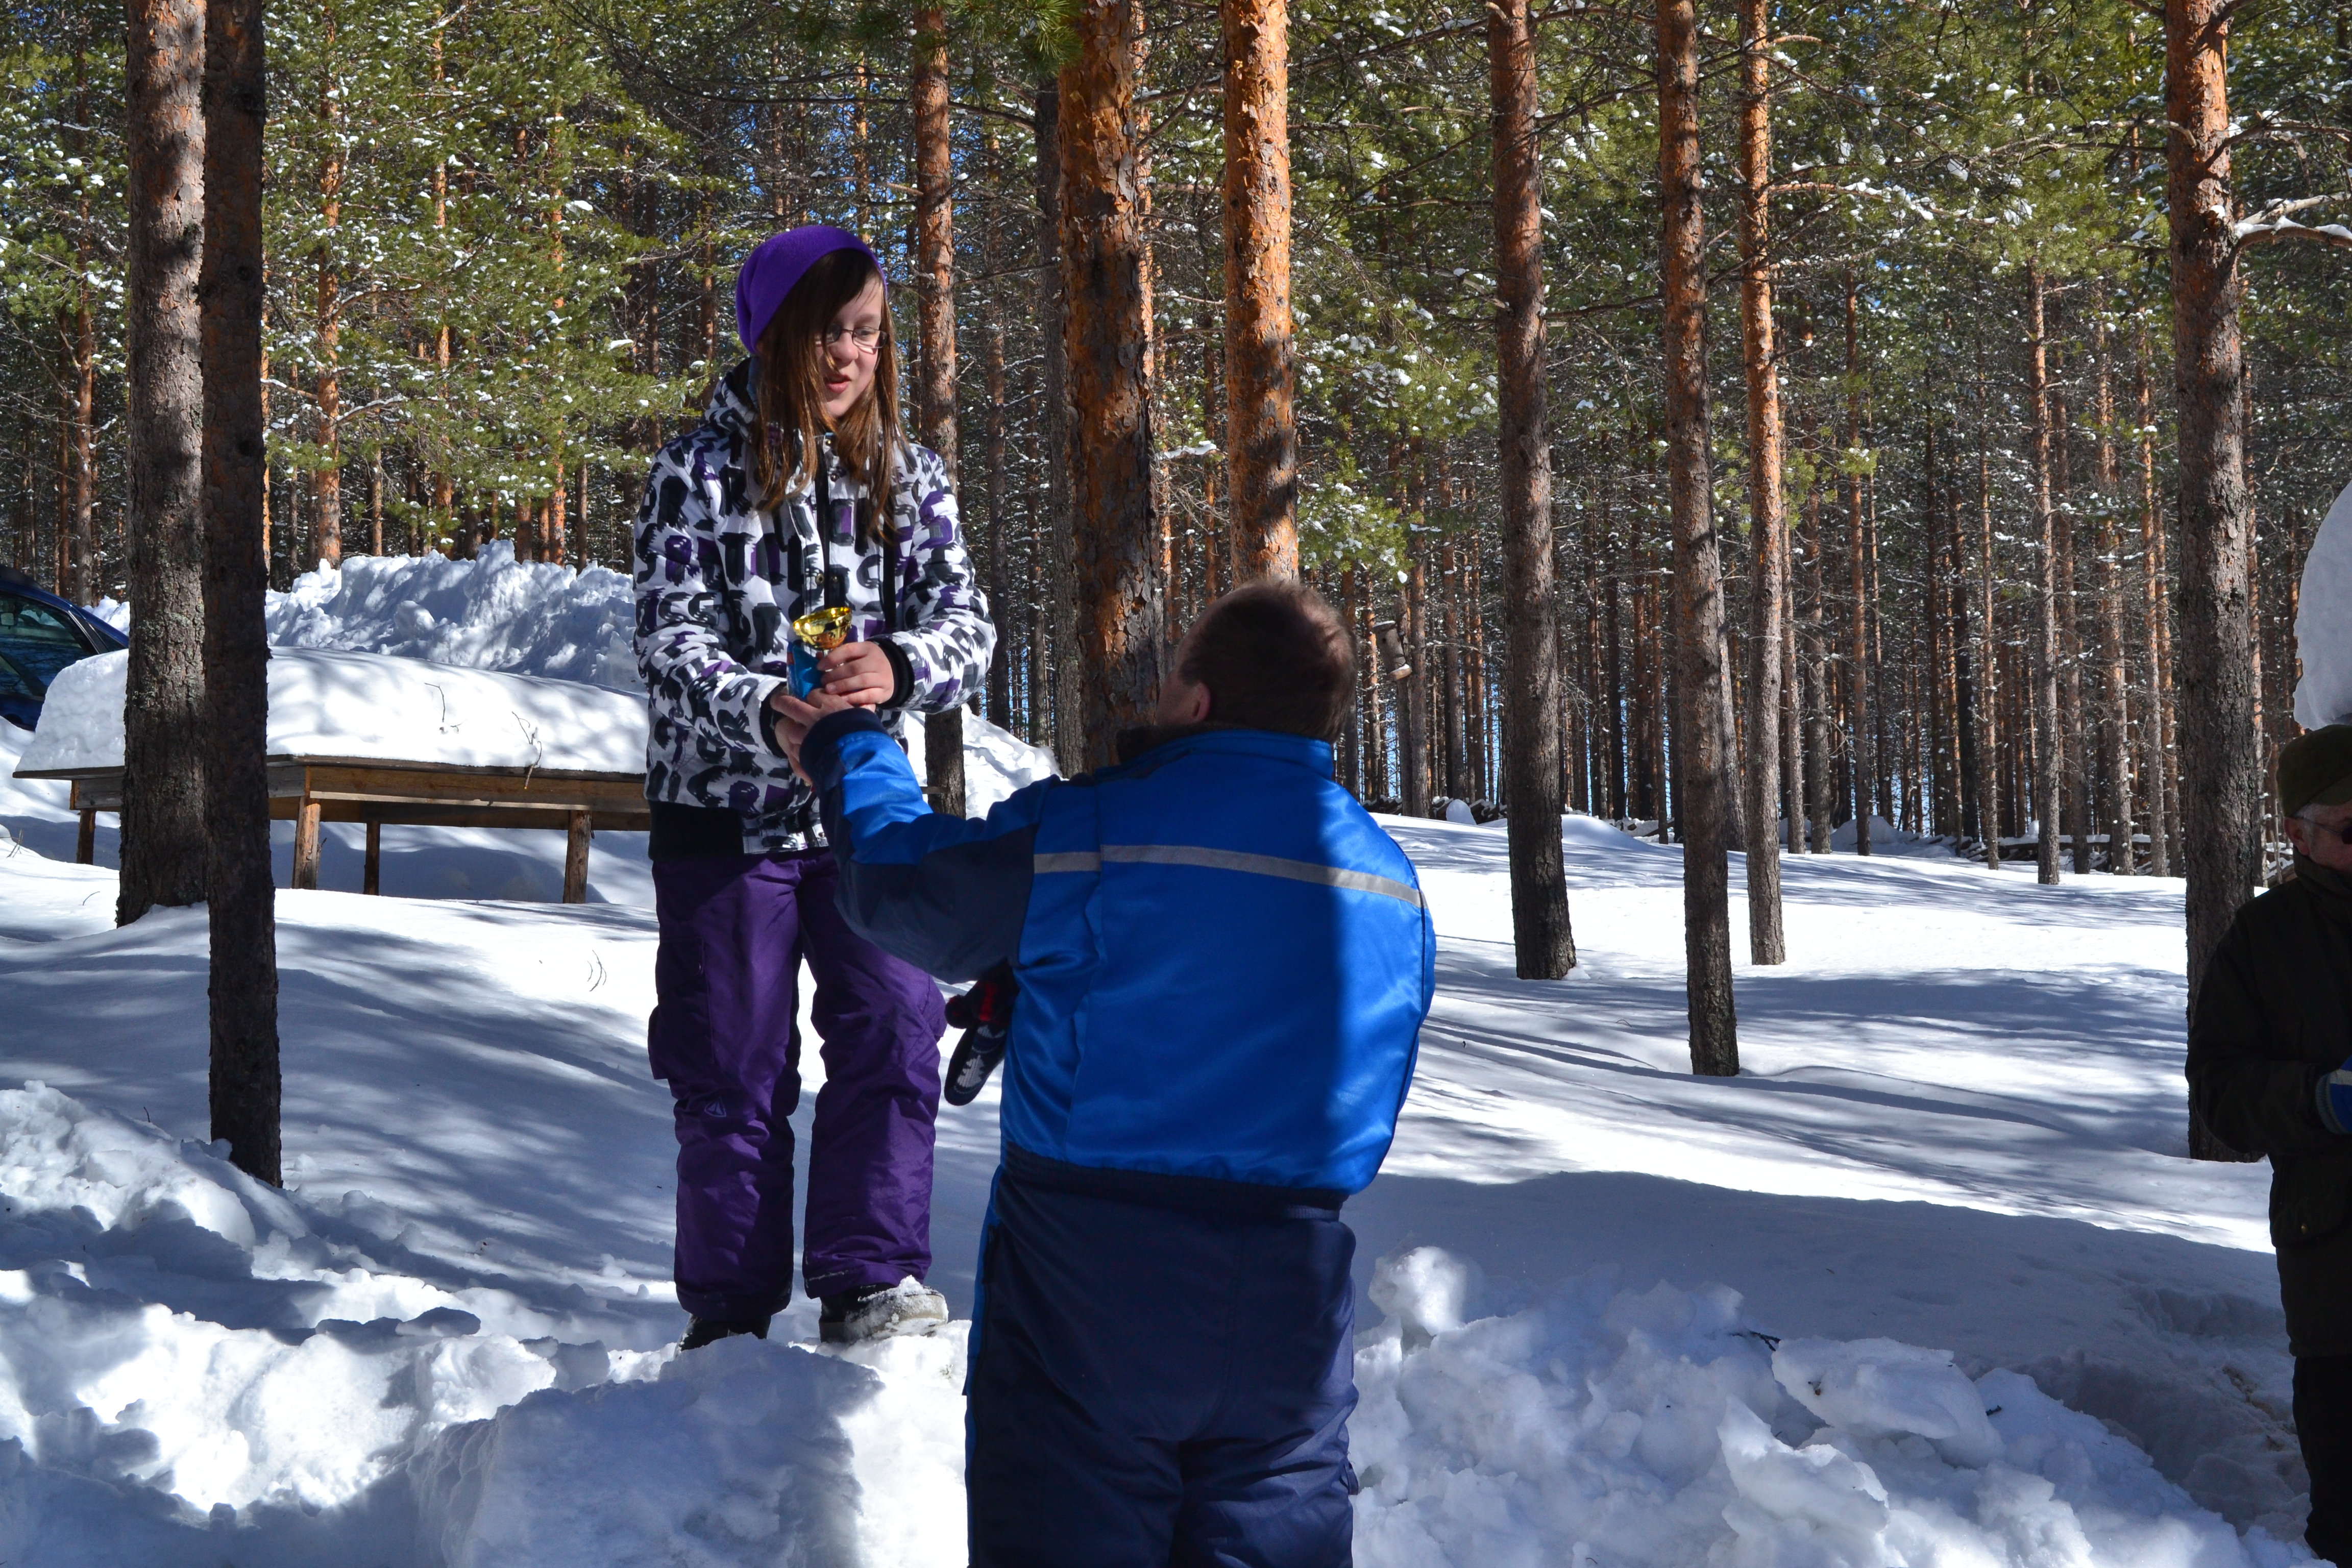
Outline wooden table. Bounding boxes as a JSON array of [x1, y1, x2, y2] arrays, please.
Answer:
[[27, 756, 652, 903]]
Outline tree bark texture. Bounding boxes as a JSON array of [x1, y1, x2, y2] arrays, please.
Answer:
[[1487, 0, 1573, 976], [1736, 0, 1785, 961], [119, 0, 212, 926], [1657, 0, 1737, 1075], [1221, 0, 1297, 580], [1033, 74, 1083, 778], [1058, 0, 1162, 768], [2025, 265, 2063, 886], [2166, 0, 2261, 1161], [203, 0, 282, 1186], [2136, 339, 2173, 878], [911, 4, 966, 816]]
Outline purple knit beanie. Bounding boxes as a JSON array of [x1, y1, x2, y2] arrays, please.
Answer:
[[734, 226, 886, 356]]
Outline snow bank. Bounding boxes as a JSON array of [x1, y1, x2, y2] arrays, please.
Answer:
[[0, 1077, 2299, 1566], [262, 546, 1060, 807], [2294, 478, 2352, 730], [0, 1081, 967, 1566], [17, 647, 648, 775], [1351, 1247, 2301, 1567], [268, 545, 639, 691]]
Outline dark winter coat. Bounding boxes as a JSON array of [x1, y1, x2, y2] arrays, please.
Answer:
[[2186, 858, 2352, 1357]]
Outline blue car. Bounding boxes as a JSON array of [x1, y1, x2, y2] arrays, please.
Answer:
[[0, 566, 129, 732]]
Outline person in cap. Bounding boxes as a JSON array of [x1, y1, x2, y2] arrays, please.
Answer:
[[631, 226, 994, 1350], [773, 580, 1435, 1568], [2188, 722, 2352, 1563]]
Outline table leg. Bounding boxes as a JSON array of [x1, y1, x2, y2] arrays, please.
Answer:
[[293, 797, 323, 890], [563, 810, 592, 903], [77, 810, 95, 865], [363, 821, 382, 895]]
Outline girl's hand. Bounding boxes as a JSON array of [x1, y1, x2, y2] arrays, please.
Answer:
[[817, 640, 896, 707]]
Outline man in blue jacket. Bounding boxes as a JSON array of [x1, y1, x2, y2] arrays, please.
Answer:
[[778, 581, 1435, 1567]]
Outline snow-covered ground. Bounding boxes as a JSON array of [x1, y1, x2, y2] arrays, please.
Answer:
[[0, 766, 2305, 1564], [0, 550, 2308, 1564]]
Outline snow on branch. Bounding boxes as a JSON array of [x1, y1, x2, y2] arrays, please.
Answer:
[[2235, 193, 2352, 251]]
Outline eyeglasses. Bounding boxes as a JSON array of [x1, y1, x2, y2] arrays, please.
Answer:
[[818, 323, 882, 355]]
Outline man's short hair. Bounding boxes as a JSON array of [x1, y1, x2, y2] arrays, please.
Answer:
[[1181, 580, 1355, 741]]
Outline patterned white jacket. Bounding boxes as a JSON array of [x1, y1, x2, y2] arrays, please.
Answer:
[[631, 360, 995, 852]]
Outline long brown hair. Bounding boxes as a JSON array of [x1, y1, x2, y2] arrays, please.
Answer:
[[747, 247, 901, 543]]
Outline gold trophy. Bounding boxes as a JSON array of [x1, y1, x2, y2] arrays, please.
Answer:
[[789, 605, 853, 698]]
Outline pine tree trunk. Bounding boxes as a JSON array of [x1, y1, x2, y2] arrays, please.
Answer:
[[1401, 508, 1431, 816], [66, 293, 98, 605], [1736, 0, 1784, 960], [1221, 0, 1297, 579], [203, 0, 281, 1186], [1974, 368, 2003, 867], [981, 137, 1011, 730], [2056, 387, 2093, 876], [912, 3, 967, 814], [1843, 275, 1873, 854], [1658, 0, 1736, 1074], [1034, 75, 1081, 775], [2025, 264, 2063, 885], [2136, 337, 2174, 877], [547, 463, 567, 565], [62, 51, 99, 607], [120, 0, 211, 926], [1802, 474, 1832, 854], [1487, 0, 1572, 971], [2094, 307, 2133, 873], [1059, 0, 1162, 766], [312, 13, 344, 571]]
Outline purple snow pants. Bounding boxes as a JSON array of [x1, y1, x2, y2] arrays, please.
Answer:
[[648, 848, 945, 1320]]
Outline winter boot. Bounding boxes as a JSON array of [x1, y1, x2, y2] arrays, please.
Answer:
[[679, 1314, 772, 1352], [942, 966, 1017, 1108], [820, 1278, 950, 1345]]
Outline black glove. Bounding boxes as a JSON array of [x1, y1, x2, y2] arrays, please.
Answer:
[[943, 966, 1016, 1108]]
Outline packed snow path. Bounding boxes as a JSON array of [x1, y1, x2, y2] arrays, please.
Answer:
[[0, 736, 2306, 1562]]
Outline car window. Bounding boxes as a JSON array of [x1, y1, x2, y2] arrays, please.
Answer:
[[0, 592, 96, 698]]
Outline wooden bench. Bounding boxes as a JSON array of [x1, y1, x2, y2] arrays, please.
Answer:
[[30, 756, 651, 903]]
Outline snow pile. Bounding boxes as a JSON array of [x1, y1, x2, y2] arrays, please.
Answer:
[[0, 1075, 2300, 1566], [17, 647, 648, 775], [1349, 1247, 2300, 1567], [2294, 478, 2352, 729], [0, 1080, 969, 1566], [268, 546, 639, 691], [265, 545, 1061, 808], [902, 709, 1060, 817]]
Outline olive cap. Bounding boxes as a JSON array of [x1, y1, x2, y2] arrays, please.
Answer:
[[2280, 724, 2352, 818]]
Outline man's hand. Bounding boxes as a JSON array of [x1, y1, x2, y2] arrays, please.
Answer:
[[769, 687, 855, 783], [818, 640, 897, 707]]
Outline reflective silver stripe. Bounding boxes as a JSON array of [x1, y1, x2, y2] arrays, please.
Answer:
[[1031, 844, 1423, 907], [1032, 851, 1104, 874]]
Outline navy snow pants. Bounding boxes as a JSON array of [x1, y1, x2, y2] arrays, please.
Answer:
[[966, 1171, 1358, 1568], [2299, 1355, 2352, 1564]]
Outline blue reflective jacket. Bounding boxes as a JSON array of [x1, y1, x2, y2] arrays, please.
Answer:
[[803, 712, 1435, 1207]]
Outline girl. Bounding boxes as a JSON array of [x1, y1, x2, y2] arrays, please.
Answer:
[[632, 226, 993, 1349]]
